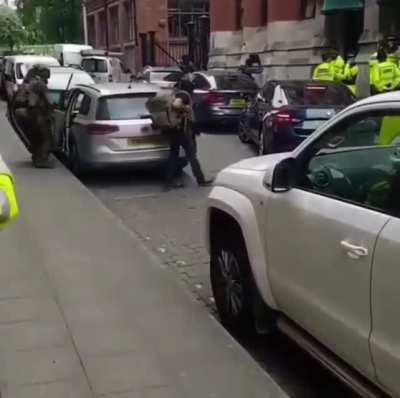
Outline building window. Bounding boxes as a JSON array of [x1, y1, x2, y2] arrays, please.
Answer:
[[123, 1, 134, 42], [109, 6, 119, 44], [98, 11, 106, 46], [302, 0, 316, 19], [379, 2, 400, 36], [261, 0, 268, 26], [235, 0, 243, 30], [168, 0, 209, 39], [88, 15, 96, 46]]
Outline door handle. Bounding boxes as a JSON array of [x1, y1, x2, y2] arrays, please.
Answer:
[[340, 241, 369, 260]]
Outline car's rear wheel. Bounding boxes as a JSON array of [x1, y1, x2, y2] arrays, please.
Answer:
[[259, 125, 274, 156], [211, 230, 255, 334], [238, 120, 250, 143], [68, 138, 84, 177]]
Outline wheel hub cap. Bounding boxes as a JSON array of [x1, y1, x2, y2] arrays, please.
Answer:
[[217, 250, 243, 316]]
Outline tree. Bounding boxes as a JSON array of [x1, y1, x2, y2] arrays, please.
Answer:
[[17, 0, 82, 44], [0, 6, 26, 51], [24, 25, 45, 45]]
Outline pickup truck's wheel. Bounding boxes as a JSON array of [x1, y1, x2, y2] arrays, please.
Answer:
[[211, 233, 254, 333]]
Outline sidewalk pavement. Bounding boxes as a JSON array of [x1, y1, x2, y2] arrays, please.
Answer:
[[0, 110, 287, 398]]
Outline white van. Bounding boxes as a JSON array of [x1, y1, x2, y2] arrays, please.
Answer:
[[53, 44, 93, 67], [3, 55, 60, 99], [81, 50, 130, 83], [4, 55, 60, 85]]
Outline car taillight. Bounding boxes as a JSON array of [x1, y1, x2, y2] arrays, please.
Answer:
[[273, 110, 301, 126], [108, 74, 113, 82], [87, 124, 119, 135], [204, 92, 225, 105]]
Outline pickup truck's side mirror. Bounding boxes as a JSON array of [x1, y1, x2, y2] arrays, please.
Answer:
[[270, 157, 297, 193]]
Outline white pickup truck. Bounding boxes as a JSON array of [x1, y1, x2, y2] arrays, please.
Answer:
[[207, 91, 400, 397]]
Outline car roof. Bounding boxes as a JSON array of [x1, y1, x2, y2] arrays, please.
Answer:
[[49, 66, 87, 74], [198, 70, 246, 77], [82, 56, 110, 61], [75, 82, 160, 96], [48, 68, 94, 90], [54, 44, 92, 52], [145, 66, 181, 72], [6, 55, 60, 65], [352, 91, 400, 107]]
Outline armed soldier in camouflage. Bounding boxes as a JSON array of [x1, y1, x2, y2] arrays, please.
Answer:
[[13, 65, 54, 168]]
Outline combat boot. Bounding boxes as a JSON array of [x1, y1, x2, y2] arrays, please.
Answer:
[[32, 156, 55, 169]]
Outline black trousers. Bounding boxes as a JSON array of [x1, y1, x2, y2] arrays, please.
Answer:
[[29, 115, 53, 163], [165, 131, 205, 185]]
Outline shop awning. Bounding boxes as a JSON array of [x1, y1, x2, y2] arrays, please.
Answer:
[[322, 0, 364, 14]]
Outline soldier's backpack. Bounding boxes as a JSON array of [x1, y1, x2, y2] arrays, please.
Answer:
[[146, 91, 193, 131], [145, 94, 182, 130]]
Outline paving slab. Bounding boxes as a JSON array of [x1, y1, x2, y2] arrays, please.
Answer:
[[0, 108, 287, 397]]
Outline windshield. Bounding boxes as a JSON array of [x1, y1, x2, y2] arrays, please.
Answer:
[[214, 74, 258, 91], [96, 93, 156, 120], [82, 58, 107, 74], [283, 84, 353, 107]]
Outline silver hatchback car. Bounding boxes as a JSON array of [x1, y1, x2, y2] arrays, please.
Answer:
[[61, 83, 170, 174]]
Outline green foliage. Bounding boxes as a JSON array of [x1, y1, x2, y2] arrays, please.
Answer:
[[17, 0, 82, 44], [24, 25, 45, 45], [0, 6, 27, 50]]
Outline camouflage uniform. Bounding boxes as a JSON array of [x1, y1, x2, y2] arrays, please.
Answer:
[[14, 65, 54, 168]]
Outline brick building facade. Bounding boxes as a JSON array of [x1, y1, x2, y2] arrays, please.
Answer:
[[209, 0, 400, 83], [85, 0, 209, 72]]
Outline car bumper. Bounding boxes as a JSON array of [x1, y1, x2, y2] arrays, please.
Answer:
[[197, 109, 245, 129], [80, 145, 170, 169]]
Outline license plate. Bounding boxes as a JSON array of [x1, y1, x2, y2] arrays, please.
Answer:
[[302, 120, 325, 130], [229, 98, 247, 108], [127, 136, 168, 149]]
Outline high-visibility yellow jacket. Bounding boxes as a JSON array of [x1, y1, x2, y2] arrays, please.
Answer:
[[313, 62, 336, 81], [379, 116, 400, 146], [0, 156, 19, 230], [370, 61, 400, 93], [332, 55, 346, 82], [344, 62, 359, 95]]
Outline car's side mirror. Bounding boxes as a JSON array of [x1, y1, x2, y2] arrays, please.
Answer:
[[270, 157, 297, 193]]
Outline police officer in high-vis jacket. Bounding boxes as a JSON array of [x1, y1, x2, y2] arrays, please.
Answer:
[[313, 51, 336, 81], [0, 155, 19, 230], [370, 49, 400, 94]]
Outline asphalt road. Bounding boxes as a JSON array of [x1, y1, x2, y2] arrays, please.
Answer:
[[84, 131, 358, 398]]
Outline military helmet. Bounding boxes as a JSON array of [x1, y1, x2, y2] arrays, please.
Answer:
[[25, 64, 51, 82]]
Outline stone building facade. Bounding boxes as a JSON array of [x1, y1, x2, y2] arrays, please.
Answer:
[[209, 0, 399, 83]]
